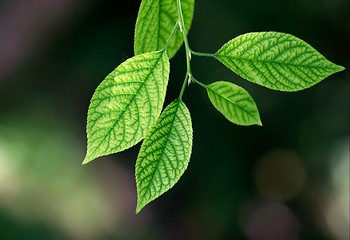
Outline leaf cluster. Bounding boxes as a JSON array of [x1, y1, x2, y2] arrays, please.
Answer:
[[83, 0, 344, 213]]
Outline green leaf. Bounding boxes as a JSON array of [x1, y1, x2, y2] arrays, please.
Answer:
[[215, 32, 345, 91], [135, 99, 193, 213], [83, 51, 170, 164], [134, 0, 195, 59], [206, 81, 262, 126]]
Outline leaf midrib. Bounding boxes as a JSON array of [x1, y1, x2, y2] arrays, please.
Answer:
[[139, 100, 182, 202], [216, 54, 337, 71], [89, 52, 165, 158], [207, 86, 257, 121]]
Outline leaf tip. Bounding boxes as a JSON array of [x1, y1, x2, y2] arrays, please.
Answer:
[[335, 64, 345, 73], [81, 159, 89, 165], [82, 154, 93, 165], [252, 115, 263, 127], [135, 201, 145, 214], [135, 207, 141, 214]]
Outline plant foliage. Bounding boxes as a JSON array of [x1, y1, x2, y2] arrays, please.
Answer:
[[83, 0, 344, 213], [135, 99, 192, 213]]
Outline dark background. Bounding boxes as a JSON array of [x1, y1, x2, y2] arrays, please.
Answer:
[[0, 0, 349, 239]]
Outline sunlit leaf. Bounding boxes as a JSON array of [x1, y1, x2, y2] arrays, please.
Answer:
[[83, 51, 170, 164], [135, 99, 193, 213], [215, 32, 345, 91], [134, 0, 195, 59], [207, 81, 262, 126]]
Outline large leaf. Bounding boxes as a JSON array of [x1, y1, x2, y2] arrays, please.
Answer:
[[215, 32, 345, 91], [207, 81, 262, 126], [83, 51, 170, 164], [135, 99, 193, 213], [134, 0, 195, 59]]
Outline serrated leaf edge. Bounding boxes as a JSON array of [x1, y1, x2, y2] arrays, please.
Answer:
[[135, 99, 193, 213], [206, 81, 262, 126]]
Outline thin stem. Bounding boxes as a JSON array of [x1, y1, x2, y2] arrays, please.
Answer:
[[163, 23, 179, 52], [179, 73, 189, 100], [192, 77, 207, 88], [176, 0, 192, 100], [191, 50, 214, 58]]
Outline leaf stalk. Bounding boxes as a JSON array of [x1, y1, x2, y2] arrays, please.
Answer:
[[176, 0, 193, 99], [191, 51, 214, 58], [163, 23, 179, 53]]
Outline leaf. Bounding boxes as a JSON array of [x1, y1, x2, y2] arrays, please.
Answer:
[[83, 51, 170, 164], [135, 99, 193, 213], [206, 81, 262, 126], [215, 32, 345, 91], [134, 0, 195, 59]]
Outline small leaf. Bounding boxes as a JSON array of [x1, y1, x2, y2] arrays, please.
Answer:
[[215, 32, 345, 91], [206, 81, 262, 126], [83, 51, 170, 164], [135, 99, 193, 213], [134, 0, 195, 59]]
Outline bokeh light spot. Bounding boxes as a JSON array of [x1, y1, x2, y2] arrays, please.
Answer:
[[254, 149, 307, 201]]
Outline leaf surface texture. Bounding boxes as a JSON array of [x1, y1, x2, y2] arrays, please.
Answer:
[[135, 99, 193, 213], [215, 32, 344, 91], [83, 51, 170, 164], [134, 0, 195, 59], [207, 81, 261, 126]]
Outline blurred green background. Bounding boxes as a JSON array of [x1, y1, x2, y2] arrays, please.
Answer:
[[0, 0, 349, 239]]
